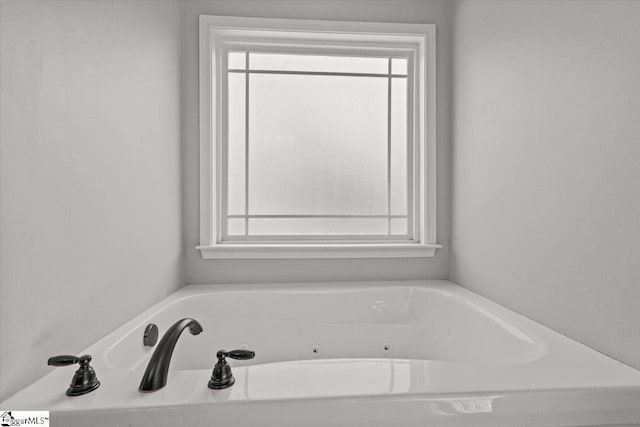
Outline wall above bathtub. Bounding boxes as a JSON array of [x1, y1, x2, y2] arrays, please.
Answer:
[[182, 0, 453, 284], [0, 0, 183, 400], [451, 0, 640, 371]]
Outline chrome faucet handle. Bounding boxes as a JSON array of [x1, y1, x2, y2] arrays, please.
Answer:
[[208, 349, 255, 389], [47, 354, 100, 396]]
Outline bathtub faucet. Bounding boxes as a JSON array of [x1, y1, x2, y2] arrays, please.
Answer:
[[139, 318, 203, 392]]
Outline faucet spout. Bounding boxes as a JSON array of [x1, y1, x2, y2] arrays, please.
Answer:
[[139, 318, 203, 392]]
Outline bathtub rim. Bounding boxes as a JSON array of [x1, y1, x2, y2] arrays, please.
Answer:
[[2, 279, 640, 415]]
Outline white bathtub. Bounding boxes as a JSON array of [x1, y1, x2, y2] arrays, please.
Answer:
[[2, 280, 640, 426]]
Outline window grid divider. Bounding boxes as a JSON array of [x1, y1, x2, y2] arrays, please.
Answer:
[[227, 214, 408, 219], [387, 57, 392, 236], [228, 69, 408, 78], [407, 53, 415, 240], [226, 235, 414, 242], [244, 52, 250, 236]]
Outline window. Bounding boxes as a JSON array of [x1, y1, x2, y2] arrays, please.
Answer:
[[198, 16, 439, 259]]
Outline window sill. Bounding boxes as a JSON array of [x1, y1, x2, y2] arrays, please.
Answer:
[[196, 243, 441, 259]]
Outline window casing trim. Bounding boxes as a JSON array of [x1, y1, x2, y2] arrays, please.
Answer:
[[198, 15, 439, 259]]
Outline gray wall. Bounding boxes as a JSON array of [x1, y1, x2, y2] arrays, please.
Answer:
[[0, 1, 183, 399], [451, 0, 640, 369], [182, 0, 453, 284]]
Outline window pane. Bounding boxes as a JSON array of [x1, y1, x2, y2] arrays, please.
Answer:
[[391, 58, 408, 75], [249, 218, 388, 235], [228, 51, 246, 69], [248, 74, 388, 215], [227, 73, 246, 215], [249, 53, 388, 74], [227, 218, 245, 235], [390, 218, 408, 235], [390, 78, 408, 215]]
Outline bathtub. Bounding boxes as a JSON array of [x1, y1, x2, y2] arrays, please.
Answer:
[[2, 280, 640, 426]]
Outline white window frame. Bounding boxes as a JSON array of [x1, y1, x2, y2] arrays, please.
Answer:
[[197, 15, 440, 259]]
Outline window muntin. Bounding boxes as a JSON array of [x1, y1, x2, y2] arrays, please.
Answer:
[[222, 51, 413, 241]]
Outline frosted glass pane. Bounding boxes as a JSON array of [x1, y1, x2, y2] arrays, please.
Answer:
[[390, 78, 408, 215], [227, 73, 246, 215], [249, 53, 388, 74], [227, 218, 245, 235], [228, 52, 246, 69], [391, 58, 408, 75], [249, 218, 388, 235], [248, 74, 388, 215], [390, 218, 408, 235]]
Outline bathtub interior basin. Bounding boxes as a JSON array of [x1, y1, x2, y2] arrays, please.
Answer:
[[106, 284, 545, 372]]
